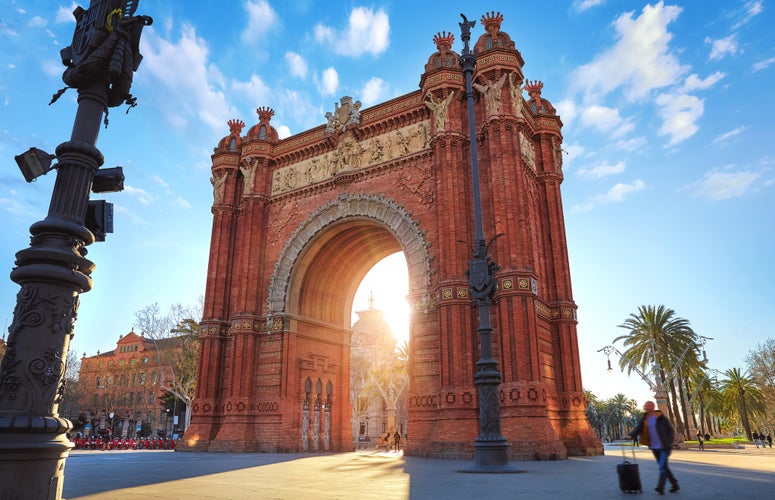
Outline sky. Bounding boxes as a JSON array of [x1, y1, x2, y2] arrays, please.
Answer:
[[1, 1, 773, 408]]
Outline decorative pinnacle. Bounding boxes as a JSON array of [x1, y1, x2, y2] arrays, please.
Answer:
[[524, 80, 544, 96], [228, 119, 245, 134], [433, 31, 455, 51], [256, 106, 275, 123], [481, 11, 504, 36]]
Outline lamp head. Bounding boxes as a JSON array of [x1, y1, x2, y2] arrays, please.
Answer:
[[15, 147, 56, 182]]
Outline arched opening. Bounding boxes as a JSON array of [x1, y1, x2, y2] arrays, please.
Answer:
[[349, 252, 410, 450], [287, 219, 402, 326]]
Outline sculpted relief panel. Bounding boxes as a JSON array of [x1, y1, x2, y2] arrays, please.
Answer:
[[271, 121, 430, 195]]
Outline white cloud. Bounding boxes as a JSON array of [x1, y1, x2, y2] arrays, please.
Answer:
[[152, 175, 169, 188], [232, 74, 271, 105], [314, 7, 390, 57], [705, 35, 739, 61], [597, 179, 646, 203], [580, 105, 634, 137], [578, 160, 626, 179], [732, 0, 764, 30], [752, 57, 775, 72], [285, 52, 308, 79], [242, 0, 278, 44], [555, 99, 578, 126], [681, 72, 725, 92], [41, 59, 62, 78], [573, 0, 606, 12], [613, 137, 647, 152], [691, 169, 760, 200], [279, 89, 323, 131], [562, 142, 585, 168], [572, 2, 687, 102], [361, 77, 386, 106], [124, 185, 154, 206], [139, 24, 237, 134], [654, 92, 704, 145], [29, 16, 47, 27], [319, 67, 339, 96], [55, 3, 78, 23], [277, 125, 291, 139], [174, 196, 192, 209], [572, 179, 645, 212], [712, 126, 747, 144]]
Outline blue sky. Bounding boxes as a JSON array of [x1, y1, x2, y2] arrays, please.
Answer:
[[1, 1, 773, 405]]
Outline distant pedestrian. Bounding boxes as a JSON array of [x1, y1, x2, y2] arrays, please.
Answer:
[[767, 434, 772, 448], [627, 401, 679, 495], [393, 431, 401, 452], [696, 431, 704, 450], [753, 430, 760, 448], [705, 432, 710, 442]]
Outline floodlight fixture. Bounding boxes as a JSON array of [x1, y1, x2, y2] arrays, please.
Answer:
[[92, 166, 125, 193], [15, 147, 56, 182]]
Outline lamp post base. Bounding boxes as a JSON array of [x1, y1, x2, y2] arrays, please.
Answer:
[[0, 429, 72, 499], [458, 440, 525, 474]]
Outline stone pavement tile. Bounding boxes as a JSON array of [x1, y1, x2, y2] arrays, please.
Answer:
[[63, 445, 775, 500]]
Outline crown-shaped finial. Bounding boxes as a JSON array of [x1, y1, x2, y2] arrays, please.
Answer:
[[228, 119, 245, 134], [524, 80, 544, 96], [256, 106, 275, 123], [481, 11, 504, 35], [433, 31, 455, 51]]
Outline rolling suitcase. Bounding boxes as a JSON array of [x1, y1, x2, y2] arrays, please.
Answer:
[[617, 446, 642, 493]]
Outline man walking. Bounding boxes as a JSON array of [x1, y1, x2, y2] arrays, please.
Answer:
[[628, 401, 679, 495]]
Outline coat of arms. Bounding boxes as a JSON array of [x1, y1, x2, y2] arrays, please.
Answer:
[[325, 96, 362, 133]]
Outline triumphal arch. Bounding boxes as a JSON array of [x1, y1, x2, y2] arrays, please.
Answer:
[[180, 12, 602, 459]]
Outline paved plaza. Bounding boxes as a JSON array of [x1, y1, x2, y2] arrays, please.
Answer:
[[62, 443, 775, 499]]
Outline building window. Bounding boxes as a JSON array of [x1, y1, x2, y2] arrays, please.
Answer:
[[148, 393, 155, 405], [140, 373, 146, 385], [143, 357, 148, 363], [96, 376, 101, 388]]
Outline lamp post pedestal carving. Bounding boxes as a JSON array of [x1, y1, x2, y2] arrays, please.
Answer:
[[0, 3, 150, 498]]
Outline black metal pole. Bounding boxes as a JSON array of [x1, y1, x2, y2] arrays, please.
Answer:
[[458, 14, 514, 473], [0, 3, 151, 498]]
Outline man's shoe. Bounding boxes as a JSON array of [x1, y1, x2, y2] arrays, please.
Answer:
[[669, 484, 680, 493], [655, 487, 665, 495]]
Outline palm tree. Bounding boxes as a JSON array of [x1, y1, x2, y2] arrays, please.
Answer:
[[720, 367, 765, 440], [614, 305, 700, 436]]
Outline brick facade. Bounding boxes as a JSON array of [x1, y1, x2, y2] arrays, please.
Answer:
[[179, 12, 602, 459], [77, 331, 182, 437]]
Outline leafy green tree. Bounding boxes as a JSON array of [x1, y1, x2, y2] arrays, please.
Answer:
[[719, 367, 765, 440], [614, 305, 700, 437]]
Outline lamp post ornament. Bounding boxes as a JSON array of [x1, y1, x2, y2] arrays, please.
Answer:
[[0, 2, 151, 498], [458, 14, 514, 473]]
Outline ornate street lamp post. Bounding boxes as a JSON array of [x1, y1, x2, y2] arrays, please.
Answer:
[[458, 14, 513, 472], [0, 2, 151, 498]]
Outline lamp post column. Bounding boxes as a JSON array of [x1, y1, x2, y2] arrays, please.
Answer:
[[0, 3, 151, 499], [458, 14, 512, 472]]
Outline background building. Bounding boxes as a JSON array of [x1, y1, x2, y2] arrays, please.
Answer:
[[76, 330, 185, 438], [350, 300, 408, 448]]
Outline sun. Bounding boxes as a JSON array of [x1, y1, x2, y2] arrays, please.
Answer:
[[351, 252, 409, 345]]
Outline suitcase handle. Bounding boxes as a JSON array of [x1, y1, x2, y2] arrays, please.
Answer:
[[621, 442, 637, 463]]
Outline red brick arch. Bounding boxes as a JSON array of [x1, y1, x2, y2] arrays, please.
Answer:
[[179, 14, 602, 459]]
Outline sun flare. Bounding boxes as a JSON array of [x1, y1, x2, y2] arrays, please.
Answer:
[[351, 252, 409, 346]]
